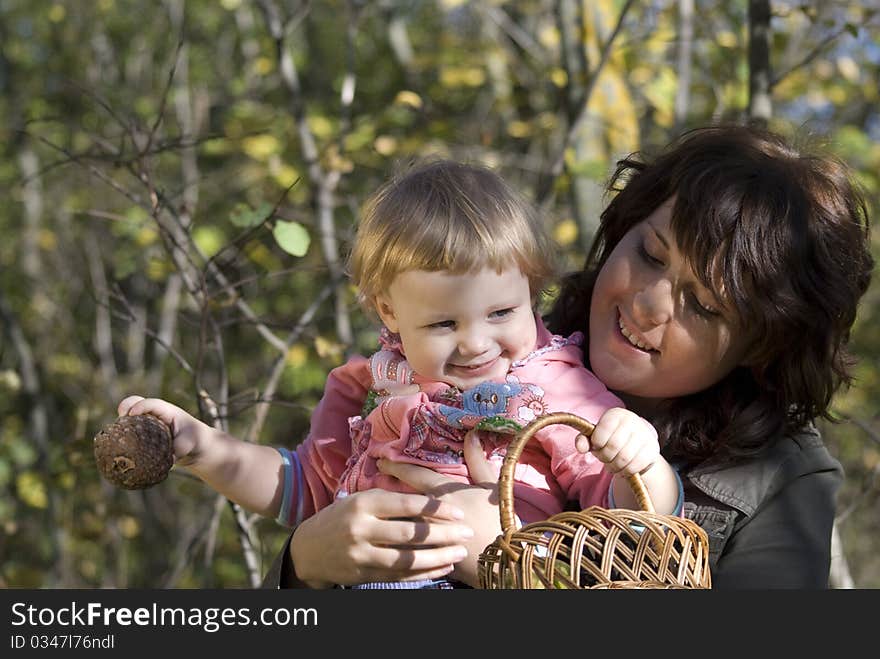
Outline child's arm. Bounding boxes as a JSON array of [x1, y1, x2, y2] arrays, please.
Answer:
[[579, 407, 681, 515], [116, 395, 285, 518]]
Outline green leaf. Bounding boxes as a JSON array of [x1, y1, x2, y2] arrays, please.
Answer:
[[272, 221, 310, 257], [193, 226, 226, 258], [229, 202, 274, 228]]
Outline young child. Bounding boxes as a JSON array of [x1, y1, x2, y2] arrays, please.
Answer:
[[118, 160, 681, 584]]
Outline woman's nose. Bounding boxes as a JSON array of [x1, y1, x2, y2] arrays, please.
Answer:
[[633, 278, 673, 326]]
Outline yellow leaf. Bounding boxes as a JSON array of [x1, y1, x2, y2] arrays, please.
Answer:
[[79, 559, 97, 579], [549, 68, 568, 88], [374, 135, 398, 156], [836, 56, 859, 82], [507, 120, 531, 138], [118, 516, 141, 539], [314, 336, 344, 362], [553, 219, 579, 247], [147, 257, 170, 282], [324, 145, 353, 173], [642, 67, 678, 129], [537, 112, 558, 130], [244, 241, 280, 271], [286, 344, 308, 368], [589, 67, 640, 148], [136, 226, 158, 247], [16, 472, 48, 509], [272, 164, 301, 189], [254, 57, 274, 76], [826, 84, 848, 105], [440, 66, 485, 88], [394, 91, 423, 109], [307, 115, 335, 139], [48, 4, 66, 22], [716, 30, 738, 48], [38, 229, 57, 251], [193, 226, 225, 258], [0, 369, 21, 392], [538, 25, 560, 48], [242, 134, 280, 161]]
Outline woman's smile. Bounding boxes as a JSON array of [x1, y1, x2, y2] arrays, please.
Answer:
[[617, 311, 659, 354]]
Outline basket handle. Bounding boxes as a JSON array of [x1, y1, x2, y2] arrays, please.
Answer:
[[497, 412, 655, 535]]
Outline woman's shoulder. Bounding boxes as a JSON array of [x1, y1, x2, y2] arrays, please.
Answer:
[[683, 424, 843, 518]]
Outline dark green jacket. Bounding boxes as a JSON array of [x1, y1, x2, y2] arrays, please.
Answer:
[[681, 425, 843, 588], [262, 425, 843, 589]]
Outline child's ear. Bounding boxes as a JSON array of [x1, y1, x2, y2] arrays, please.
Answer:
[[374, 294, 399, 332]]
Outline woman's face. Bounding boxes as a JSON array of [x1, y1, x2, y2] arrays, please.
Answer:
[[589, 199, 752, 411]]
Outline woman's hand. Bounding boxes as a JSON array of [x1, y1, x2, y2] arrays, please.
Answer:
[[289, 432, 502, 588], [376, 431, 503, 587], [289, 488, 474, 588]]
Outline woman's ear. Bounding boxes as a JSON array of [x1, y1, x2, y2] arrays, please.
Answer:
[[374, 294, 399, 332]]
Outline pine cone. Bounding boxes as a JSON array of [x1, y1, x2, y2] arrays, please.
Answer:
[[94, 414, 174, 489]]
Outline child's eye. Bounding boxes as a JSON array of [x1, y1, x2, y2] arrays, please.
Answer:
[[428, 320, 456, 329], [637, 243, 664, 267], [490, 307, 516, 319]]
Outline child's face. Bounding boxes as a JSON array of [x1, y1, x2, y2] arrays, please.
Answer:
[[375, 266, 537, 390], [588, 199, 752, 405]]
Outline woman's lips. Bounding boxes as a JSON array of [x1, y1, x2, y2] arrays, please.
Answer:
[[615, 311, 657, 355]]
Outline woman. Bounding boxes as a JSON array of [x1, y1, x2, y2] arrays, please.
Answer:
[[264, 124, 873, 589]]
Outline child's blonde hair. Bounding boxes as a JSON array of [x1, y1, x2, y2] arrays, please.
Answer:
[[349, 159, 556, 307]]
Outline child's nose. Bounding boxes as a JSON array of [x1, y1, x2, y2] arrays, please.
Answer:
[[457, 330, 491, 356]]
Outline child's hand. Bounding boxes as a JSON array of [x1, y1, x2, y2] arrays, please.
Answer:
[[579, 407, 660, 477], [116, 395, 212, 465]]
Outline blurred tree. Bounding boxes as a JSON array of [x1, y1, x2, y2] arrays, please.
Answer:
[[0, 0, 877, 588]]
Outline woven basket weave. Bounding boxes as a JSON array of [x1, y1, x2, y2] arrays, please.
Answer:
[[478, 412, 712, 589]]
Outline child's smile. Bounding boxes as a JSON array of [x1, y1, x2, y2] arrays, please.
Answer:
[[375, 266, 537, 390]]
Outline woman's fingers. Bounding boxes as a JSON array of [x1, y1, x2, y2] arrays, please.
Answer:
[[378, 459, 456, 493], [377, 518, 474, 547], [290, 490, 471, 587], [368, 544, 469, 573], [362, 482, 467, 522], [377, 432, 498, 491]]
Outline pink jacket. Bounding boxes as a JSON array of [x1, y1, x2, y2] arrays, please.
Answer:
[[288, 316, 622, 525]]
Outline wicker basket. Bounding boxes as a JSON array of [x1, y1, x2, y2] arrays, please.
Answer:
[[478, 412, 712, 589]]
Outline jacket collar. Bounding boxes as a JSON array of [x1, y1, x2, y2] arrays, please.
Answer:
[[683, 425, 838, 517]]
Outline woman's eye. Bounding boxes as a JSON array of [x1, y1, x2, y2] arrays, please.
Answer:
[[637, 243, 664, 267], [689, 293, 720, 319]]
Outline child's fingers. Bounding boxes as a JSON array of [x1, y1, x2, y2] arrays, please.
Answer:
[[462, 431, 495, 485], [606, 444, 636, 474], [117, 395, 145, 417], [586, 417, 618, 453], [614, 449, 656, 477], [124, 397, 187, 433]]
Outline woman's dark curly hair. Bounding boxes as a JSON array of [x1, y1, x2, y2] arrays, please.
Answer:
[[546, 124, 873, 463]]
